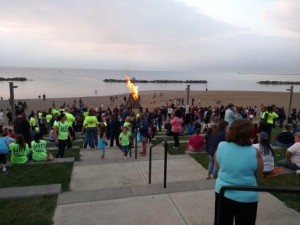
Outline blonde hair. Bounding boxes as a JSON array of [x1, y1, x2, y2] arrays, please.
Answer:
[[294, 132, 300, 139]]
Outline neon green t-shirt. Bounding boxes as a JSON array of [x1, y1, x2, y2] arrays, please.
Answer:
[[9, 143, 29, 164], [29, 117, 36, 127], [83, 116, 98, 128], [66, 112, 75, 127], [31, 140, 47, 161], [51, 108, 60, 117], [262, 111, 279, 124], [54, 121, 69, 140], [123, 122, 132, 136], [83, 111, 88, 118], [46, 114, 53, 123], [119, 132, 130, 146], [38, 112, 43, 119]]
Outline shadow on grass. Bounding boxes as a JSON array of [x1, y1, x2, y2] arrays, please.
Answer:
[[0, 195, 57, 225]]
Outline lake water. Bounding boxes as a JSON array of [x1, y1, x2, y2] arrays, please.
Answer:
[[0, 66, 299, 99]]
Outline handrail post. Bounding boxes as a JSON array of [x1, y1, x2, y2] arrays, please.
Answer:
[[135, 130, 137, 159], [129, 145, 132, 158], [163, 140, 168, 188], [149, 146, 153, 184]]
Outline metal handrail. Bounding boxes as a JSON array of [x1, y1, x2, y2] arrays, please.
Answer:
[[217, 185, 300, 225], [134, 129, 138, 159], [148, 138, 168, 188]]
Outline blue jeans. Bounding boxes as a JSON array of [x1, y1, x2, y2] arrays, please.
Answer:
[[271, 141, 292, 148], [121, 145, 129, 156], [278, 159, 300, 171], [84, 127, 98, 148], [208, 155, 218, 178]]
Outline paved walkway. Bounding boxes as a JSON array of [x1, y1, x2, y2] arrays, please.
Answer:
[[53, 144, 300, 225]]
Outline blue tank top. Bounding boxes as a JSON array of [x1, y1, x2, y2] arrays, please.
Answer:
[[215, 141, 258, 202]]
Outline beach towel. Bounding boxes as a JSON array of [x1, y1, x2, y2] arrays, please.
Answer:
[[264, 166, 286, 178]]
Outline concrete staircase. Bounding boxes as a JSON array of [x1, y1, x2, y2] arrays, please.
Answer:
[[53, 141, 300, 225]]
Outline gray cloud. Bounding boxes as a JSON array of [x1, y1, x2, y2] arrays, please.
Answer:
[[0, 0, 300, 72]]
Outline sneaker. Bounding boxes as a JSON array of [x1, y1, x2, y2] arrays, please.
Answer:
[[296, 169, 300, 175], [2, 168, 8, 174]]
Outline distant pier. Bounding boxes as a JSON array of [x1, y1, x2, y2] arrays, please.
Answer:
[[103, 78, 208, 84]]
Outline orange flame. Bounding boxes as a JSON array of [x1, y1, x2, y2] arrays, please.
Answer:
[[126, 76, 139, 100]]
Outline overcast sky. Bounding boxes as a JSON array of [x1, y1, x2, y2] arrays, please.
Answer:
[[0, 0, 300, 72]]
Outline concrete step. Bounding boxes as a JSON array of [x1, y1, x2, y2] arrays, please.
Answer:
[[77, 146, 189, 165], [0, 184, 62, 200], [58, 179, 215, 205], [7, 157, 74, 166], [48, 146, 80, 151], [54, 189, 300, 225]]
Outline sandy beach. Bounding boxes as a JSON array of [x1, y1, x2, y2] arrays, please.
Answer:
[[1, 90, 299, 113]]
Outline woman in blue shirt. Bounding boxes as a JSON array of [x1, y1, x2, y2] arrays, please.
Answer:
[[214, 119, 263, 225]]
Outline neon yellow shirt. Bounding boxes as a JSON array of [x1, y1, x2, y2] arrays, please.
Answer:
[[51, 108, 59, 116], [83, 111, 88, 118], [54, 121, 69, 140], [29, 117, 36, 127], [31, 140, 47, 161], [38, 112, 43, 119], [83, 116, 98, 128], [46, 114, 53, 123], [66, 112, 75, 127], [9, 143, 29, 164], [262, 111, 279, 124]]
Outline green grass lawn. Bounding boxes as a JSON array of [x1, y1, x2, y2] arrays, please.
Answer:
[[0, 140, 82, 225], [189, 151, 300, 213], [0, 161, 74, 225], [1, 162, 73, 192], [0, 196, 57, 225]]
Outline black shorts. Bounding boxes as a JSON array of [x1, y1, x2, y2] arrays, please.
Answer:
[[0, 154, 7, 164]]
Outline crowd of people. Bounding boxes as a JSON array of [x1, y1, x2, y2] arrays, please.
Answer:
[[0, 100, 299, 225]]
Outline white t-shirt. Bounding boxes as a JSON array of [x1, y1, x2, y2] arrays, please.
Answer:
[[0, 111, 4, 125], [253, 143, 274, 172], [287, 142, 300, 167], [167, 108, 173, 114]]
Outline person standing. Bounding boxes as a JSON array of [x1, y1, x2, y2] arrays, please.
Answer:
[[82, 108, 98, 149], [138, 113, 148, 156], [109, 112, 121, 147], [0, 130, 14, 173], [6, 109, 12, 126], [0, 109, 4, 129], [53, 113, 69, 158], [214, 119, 263, 225], [207, 121, 228, 179], [170, 110, 183, 149], [119, 127, 130, 159], [224, 103, 239, 126], [13, 109, 32, 147], [260, 106, 278, 141]]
